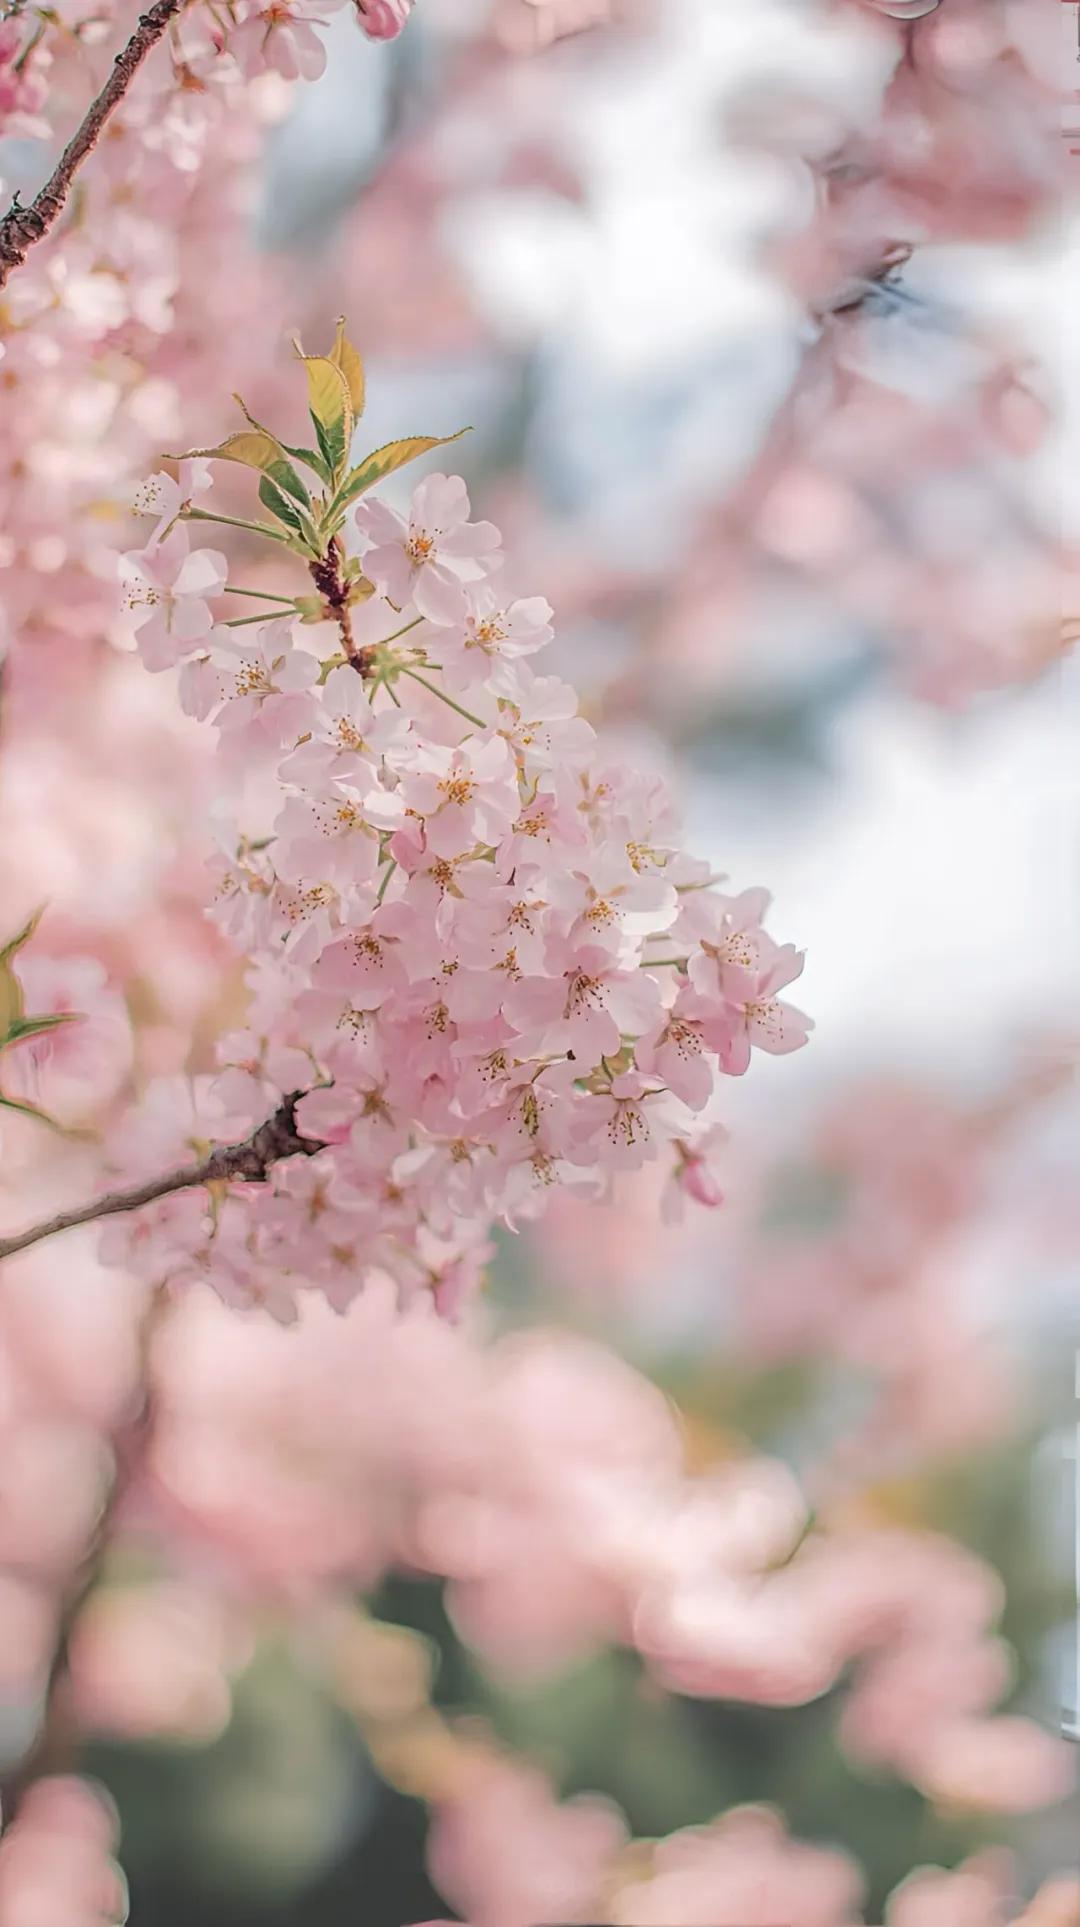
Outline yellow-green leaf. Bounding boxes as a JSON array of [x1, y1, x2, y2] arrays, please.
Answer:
[[0, 906, 44, 966], [329, 318, 365, 420], [335, 430, 471, 511], [177, 430, 285, 475], [173, 429, 312, 511], [294, 343, 353, 479]]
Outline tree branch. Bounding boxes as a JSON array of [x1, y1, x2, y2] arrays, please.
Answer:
[[0, 1093, 322, 1263], [0, 0, 191, 291], [309, 538, 374, 676]]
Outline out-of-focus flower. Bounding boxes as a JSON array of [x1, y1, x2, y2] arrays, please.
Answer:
[[1, 955, 132, 1124], [426, 1757, 626, 1927], [883, 1850, 1015, 1927], [230, 0, 347, 81], [68, 1584, 246, 1743], [354, 0, 414, 39], [609, 1804, 863, 1927], [908, 1714, 1075, 1816], [0, 1776, 128, 1926]]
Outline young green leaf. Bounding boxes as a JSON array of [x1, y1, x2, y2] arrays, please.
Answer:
[[231, 397, 330, 487], [2, 1011, 80, 1049], [169, 431, 312, 510], [0, 906, 44, 966], [331, 430, 471, 518], [258, 475, 314, 544]]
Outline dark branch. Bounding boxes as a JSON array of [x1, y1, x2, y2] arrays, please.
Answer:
[[309, 538, 373, 675], [0, 1093, 322, 1263], [0, 0, 191, 290]]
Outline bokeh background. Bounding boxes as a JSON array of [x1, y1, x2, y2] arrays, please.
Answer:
[[0, 0, 1076, 1921]]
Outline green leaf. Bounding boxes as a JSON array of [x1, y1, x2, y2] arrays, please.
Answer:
[[171, 430, 311, 510], [230, 398, 323, 500], [258, 475, 310, 541], [0, 906, 44, 966], [0, 1091, 65, 1132], [280, 443, 332, 485], [311, 413, 340, 483], [2, 1011, 80, 1048], [331, 430, 471, 516]]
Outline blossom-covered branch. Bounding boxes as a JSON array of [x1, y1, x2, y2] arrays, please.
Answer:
[[110, 323, 811, 1323], [0, 1092, 320, 1262], [0, 0, 190, 290]]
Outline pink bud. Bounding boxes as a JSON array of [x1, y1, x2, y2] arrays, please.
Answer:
[[355, 0, 413, 40]]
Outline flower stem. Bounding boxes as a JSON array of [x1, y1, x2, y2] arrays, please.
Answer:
[[377, 616, 424, 648], [184, 508, 290, 545], [401, 668, 485, 730], [224, 585, 297, 606]]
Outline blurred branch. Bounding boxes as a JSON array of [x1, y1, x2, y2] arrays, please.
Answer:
[[0, 1093, 322, 1262], [0, 0, 191, 290], [0, 1289, 168, 1826]]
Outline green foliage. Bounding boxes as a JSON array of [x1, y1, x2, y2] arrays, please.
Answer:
[[169, 324, 470, 563], [0, 907, 80, 1131]]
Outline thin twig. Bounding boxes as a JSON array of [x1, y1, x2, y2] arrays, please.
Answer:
[[0, 1093, 322, 1263], [0, 0, 191, 290]]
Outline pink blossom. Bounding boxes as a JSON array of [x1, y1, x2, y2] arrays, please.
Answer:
[[426, 1759, 626, 1927], [909, 1714, 1075, 1815], [279, 659, 408, 787], [354, 474, 501, 625], [131, 461, 213, 541], [436, 588, 553, 693], [354, 0, 414, 41], [230, 0, 346, 81], [610, 1804, 863, 1927], [0, 1776, 128, 1925], [209, 620, 320, 760], [2, 954, 132, 1123], [119, 529, 227, 672], [883, 1850, 1016, 1927], [395, 734, 520, 859]]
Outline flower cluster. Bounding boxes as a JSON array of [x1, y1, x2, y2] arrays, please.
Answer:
[[114, 331, 810, 1319]]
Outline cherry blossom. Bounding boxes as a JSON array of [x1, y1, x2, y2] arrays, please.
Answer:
[[119, 528, 227, 673], [229, 0, 348, 82], [354, 473, 502, 625]]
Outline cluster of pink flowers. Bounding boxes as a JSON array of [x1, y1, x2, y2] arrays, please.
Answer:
[[113, 438, 810, 1320], [0, 0, 412, 145], [422, 1763, 1078, 1927]]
